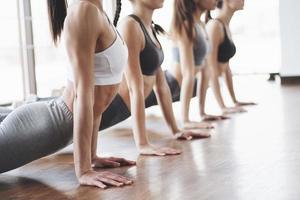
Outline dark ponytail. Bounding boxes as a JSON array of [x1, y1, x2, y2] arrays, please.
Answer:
[[217, 0, 224, 9], [113, 0, 122, 26], [205, 10, 212, 23], [152, 22, 166, 35], [47, 0, 68, 45]]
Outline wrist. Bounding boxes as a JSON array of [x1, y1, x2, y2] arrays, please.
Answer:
[[171, 126, 180, 135], [137, 142, 151, 150], [76, 166, 93, 178], [173, 131, 183, 138], [221, 105, 227, 110]]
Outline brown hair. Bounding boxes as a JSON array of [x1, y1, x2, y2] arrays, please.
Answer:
[[171, 0, 198, 42], [47, 0, 68, 45], [114, 0, 122, 26], [47, 0, 122, 45], [217, 0, 223, 8]]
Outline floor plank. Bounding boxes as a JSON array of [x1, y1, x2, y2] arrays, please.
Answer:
[[1, 76, 300, 200]]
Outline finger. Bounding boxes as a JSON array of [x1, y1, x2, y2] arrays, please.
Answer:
[[160, 148, 182, 155], [193, 132, 211, 138], [201, 123, 214, 129], [176, 134, 186, 140], [92, 180, 107, 189], [187, 130, 210, 138], [220, 115, 230, 120], [103, 171, 134, 184], [101, 160, 121, 168], [97, 177, 124, 187], [184, 134, 193, 140], [153, 150, 167, 156], [140, 150, 166, 156], [108, 174, 134, 185], [108, 157, 136, 166], [203, 116, 219, 121]]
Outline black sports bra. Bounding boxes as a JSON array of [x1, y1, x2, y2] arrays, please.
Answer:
[[215, 19, 236, 63], [129, 14, 164, 76]]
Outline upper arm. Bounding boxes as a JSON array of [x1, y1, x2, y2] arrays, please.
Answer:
[[206, 21, 222, 71], [154, 67, 168, 93], [64, 4, 100, 94], [119, 18, 144, 93], [177, 29, 195, 76]]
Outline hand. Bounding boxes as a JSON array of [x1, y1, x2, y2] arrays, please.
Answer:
[[183, 121, 214, 129], [201, 114, 230, 121], [175, 130, 211, 140], [138, 144, 182, 156], [222, 106, 247, 115], [92, 156, 136, 168], [235, 101, 257, 107], [79, 169, 133, 189]]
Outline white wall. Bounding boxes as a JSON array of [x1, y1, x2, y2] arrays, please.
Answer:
[[279, 0, 300, 77]]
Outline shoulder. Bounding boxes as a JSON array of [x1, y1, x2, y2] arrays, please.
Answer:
[[206, 19, 223, 33], [119, 16, 144, 49], [119, 16, 143, 35], [66, 2, 101, 29], [206, 19, 224, 43]]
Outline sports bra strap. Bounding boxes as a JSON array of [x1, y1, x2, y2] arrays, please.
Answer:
[[128, 14, 148, 34], [214, 18, 229, 39], [128, 14, 162, 48]]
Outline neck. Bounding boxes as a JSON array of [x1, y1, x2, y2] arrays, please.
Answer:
[[133, 4, 154, 27], [194, 8, 204, 23], [217, 6, 235, 25], [82, 0, 103, 10]]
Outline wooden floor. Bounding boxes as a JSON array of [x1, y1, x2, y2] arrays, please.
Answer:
[[1, 76, 300, 200]]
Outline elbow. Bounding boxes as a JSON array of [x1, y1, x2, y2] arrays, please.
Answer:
[[128, 85, 144, 100], [181, 67, 194, 80], [155, 83, 170, 97], [181, 71, 194, 86], [73, 86, 94, 110]]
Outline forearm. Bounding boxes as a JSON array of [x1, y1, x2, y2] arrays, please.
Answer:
[[210, 70, 226, 109], [155, 86, 180, 135], [73, 95, 94, 178], [224, 68, 237, 104], [180, 74, 194, 122], [91, 115, 102, 160], [129, 91, 149, 148], [199, 68, 209, 116]]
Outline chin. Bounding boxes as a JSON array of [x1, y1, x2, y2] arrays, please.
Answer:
[[155, 0, 164, 9], [209, 5, 217, 10]]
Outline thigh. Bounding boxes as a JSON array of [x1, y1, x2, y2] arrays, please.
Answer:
[[0, 100, 72, 173], [94, 84, 120, 114]]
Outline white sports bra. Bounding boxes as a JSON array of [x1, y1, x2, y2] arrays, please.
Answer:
[[67, 19, 128, 85]]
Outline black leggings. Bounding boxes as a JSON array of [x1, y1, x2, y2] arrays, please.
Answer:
[[0, 70, 198, 130], [99, 70, 197, 130]]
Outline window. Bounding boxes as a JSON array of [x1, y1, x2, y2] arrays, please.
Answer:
[[229, 0, 281, 74], [31, 1, 67, 97], [0, 1, 23, 104], [119, 0, 281, 74]]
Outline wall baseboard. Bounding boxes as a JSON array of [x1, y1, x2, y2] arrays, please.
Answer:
[[280, 76, 300, 85]]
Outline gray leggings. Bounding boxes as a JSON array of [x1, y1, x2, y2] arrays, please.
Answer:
[[0, 71, 197, 173], [0, 98, 73, 173]]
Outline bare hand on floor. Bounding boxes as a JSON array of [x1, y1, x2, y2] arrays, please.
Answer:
[[175, 129, 211, 140], [79, 170, 134, 189], [138, 144, 182, 156]]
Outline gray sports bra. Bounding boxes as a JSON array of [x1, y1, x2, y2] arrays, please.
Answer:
[[172, 23, 210, 67]]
